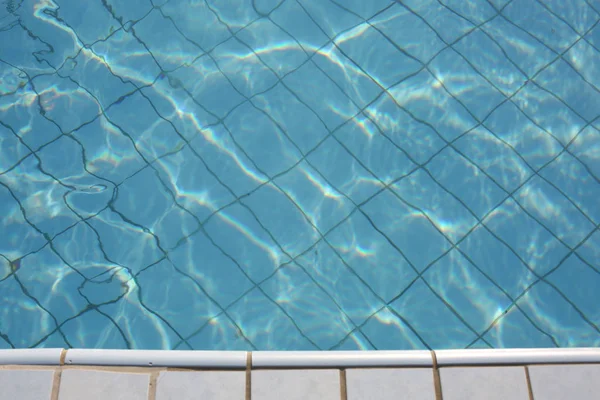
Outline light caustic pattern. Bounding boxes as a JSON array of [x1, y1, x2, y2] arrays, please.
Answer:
[[1, 0, 600, 350]]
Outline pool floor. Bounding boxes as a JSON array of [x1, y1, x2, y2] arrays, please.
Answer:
[[1, 0, 600, 350]]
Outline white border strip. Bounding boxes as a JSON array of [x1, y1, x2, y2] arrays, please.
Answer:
[[65, 350, 247, 368], [435, 348, 600, 365], [252, 350, 433, 367], [0, 349, 63, 365], [0, 348, 599, 367]]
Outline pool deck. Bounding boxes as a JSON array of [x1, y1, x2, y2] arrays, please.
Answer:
[[1, 349, 599, 399]]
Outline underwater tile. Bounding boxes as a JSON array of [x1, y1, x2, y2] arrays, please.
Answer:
[[0, 156, 81, 238], [58, 50, 136, 109], [60, 309, 130, 349], [274, 161, 355, 234], [15, 247, 88, 325], [392, 169, 479, 243], [0, 276, 58, 348], [203, 202, 291, 283], [242, 183, 321, 258], [87, 209, 164, 275], [454, 28, 528, 97], [136, 259, 221, 338], [0, 93, 63, 151], [296, 240, 384, 326], [485, 101, 563, 171], [140, 83, 218, 142], [71, 117, 147, 185], [454, 126, 533, 193], [99, 290, 188, 349], [515, 175, 595, 248], [237, 18, 308, 77], [32, 74, 101, 133], [169, 229, 254, 309], [535, 58, 600, 122], [186, 313, 254, 351], [307, 136, 381, 205], [334, 115, 417, 185], [252, 83, 330, 154], [512, 81, 586, 147], [568, 125, 600, 178], [516, 280, 600, 347], [427, 146, 506, 220], [424, 249, 513, 333], [270, 0, 330, 54], [284, 62, 360, 131], [296, 0, 362, 39], [326, 212, 419, 303], [371, 3, 445, 63], [166, 54, 246, 119], [483, 198, 571, 276], [132, 9, 201, 70], [162, 0, 231, 50], [113, 165, 199, 250], [152, 144, 236, 222], [388, 69, 478, 142], [0, 123, 30, 174], [188, 123, 268, 198], [227, 288, 319, 350], [311, 42, 382, 109], [399, 0, 476, 43], [361, 189, 452, 272], [577, 229, 600, 271], [206, 0, 260, 32], [365, 93, 446, 165], [541, 152, 600, 225], [104, 91, 186, 161], [389, 279, 478, 349], [332, 330, 376, 351], [211, 37, 279, 98], [0, 184, 47, 260], [502, 0, 581, 53], [360, 307, 429, 350], [429, 48, 506, 121], [260, 263, 357, 349], [336, 24, 422, 90], [482, 16, 556, 78], [225, 102, 303, 177], [546, 254, 600, 330], [457, 225, 537, 300]]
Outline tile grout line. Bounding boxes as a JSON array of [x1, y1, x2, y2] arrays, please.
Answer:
[[431, 351, 443, 400], [50, 368, 62, 400], [148, 370, 159, 400], [246, 352, 252, 400], [339, 369, 347, 400], [59, 349, 67, 366], [50, 349, 67, 400], [524, 366, 534, 400]]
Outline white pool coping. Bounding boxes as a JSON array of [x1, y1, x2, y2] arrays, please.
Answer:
[[1, 348, 599, 368]]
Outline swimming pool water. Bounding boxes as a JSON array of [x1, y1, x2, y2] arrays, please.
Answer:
[[1, 0, 600, 351]]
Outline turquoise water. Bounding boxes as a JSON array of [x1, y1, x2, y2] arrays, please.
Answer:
[[1, 0, 599, 350]]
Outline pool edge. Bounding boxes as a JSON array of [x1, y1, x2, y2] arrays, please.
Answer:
[[1, 348, 599, 368]]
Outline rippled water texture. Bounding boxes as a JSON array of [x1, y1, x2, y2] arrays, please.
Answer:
[[1, 0, 600, 350]]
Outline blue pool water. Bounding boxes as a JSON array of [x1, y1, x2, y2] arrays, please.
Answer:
[[1, 0, 600, 351]]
